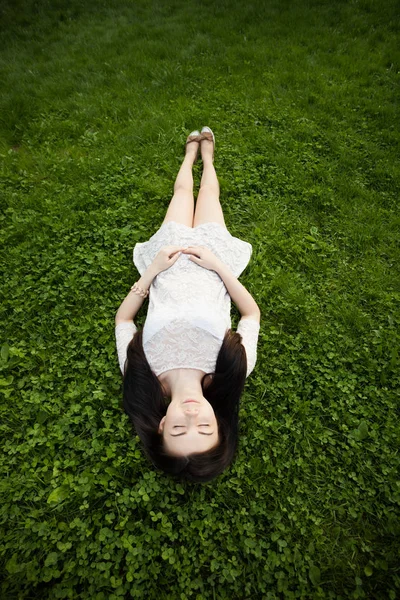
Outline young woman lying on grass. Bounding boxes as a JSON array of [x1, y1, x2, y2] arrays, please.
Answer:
[[115, 127, 260, 482]]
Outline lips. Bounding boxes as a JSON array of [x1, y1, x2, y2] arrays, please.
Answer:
[[183, 399, 200, 404]]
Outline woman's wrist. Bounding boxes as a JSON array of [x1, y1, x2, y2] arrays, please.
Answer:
[[116, 266, 159, 322], [147, 264, 160, 279], [214, 260, 230, 279], [135, 265, 158, 293]]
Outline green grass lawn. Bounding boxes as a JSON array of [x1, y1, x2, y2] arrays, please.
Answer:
[[1, 0, 399, 598]]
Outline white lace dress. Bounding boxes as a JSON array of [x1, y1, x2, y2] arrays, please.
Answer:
[[115, 221, 260, 379]]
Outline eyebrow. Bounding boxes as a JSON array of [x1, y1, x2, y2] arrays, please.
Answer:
[[169, 431, 214, 437]]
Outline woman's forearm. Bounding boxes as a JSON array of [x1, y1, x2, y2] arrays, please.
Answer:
[[216, 262, 260, 319], [115, 265, 159, 323]]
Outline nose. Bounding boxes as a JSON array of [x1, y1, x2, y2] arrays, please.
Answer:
[[184, 407, 199, 415]]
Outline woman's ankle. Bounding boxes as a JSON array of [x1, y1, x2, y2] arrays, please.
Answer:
[[202, 155, 214, 166]]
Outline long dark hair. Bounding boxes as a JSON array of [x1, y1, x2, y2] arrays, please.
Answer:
[[122, 328, 247, 483]]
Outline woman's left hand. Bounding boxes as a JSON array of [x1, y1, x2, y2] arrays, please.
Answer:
[[151, 245, 184, 274], [181, 246, 223, 272]]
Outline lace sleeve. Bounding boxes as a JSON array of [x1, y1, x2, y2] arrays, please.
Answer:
[[115, 321, 137, 375], [236, 317, 260, 378]]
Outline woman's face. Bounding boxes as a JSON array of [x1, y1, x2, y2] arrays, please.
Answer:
[[158, 397, 219, 456]]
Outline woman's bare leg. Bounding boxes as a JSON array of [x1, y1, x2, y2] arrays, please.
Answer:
[[161, 142, 198, 227], [193, 137, 226, 228]]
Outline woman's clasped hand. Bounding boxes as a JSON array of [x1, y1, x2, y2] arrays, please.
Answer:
[[182, 246, 223, 272], [151, 245, 184, 273], [151, 245, 223, 274]]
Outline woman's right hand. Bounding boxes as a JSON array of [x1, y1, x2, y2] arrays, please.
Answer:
[[151, 245, 184, 274], [181, 246, 223, 272]]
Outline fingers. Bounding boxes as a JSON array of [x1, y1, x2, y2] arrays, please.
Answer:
[[181, 246, 202, 258], [171, 251, 182, 262], [164, 246, 184, 257], [182, 246, 203, 252]]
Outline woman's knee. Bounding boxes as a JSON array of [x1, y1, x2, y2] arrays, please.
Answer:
[[174, 182, 193, 194], [199, 182, 218, 193]]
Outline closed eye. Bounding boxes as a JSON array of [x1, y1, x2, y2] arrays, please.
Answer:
[[170, 431, 214, 437], [173, 424, 209, 428], [170, 424, 213, 437]]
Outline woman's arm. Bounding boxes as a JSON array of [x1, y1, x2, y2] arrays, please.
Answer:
[[115, 245, 183, 324], [181, 246, 260, 319], [216, 262, 260, 320], [115, 264, 159, 324]]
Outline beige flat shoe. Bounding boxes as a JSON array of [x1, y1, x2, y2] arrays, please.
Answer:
[[199, 126, 215, 160], [185, 130, 201, 162]]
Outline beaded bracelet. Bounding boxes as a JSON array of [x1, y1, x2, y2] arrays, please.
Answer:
[[130, 282, 149, 298]]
